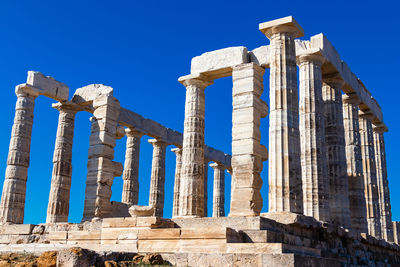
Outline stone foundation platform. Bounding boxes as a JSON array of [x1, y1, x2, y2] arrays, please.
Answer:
[[1, 213, 400, 266]]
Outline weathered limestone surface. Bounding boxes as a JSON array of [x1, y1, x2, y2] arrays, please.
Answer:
[[172, 148, 182, 218], [322, 78, 351, 228], [46, 103, 79, 223], [373, 127, 394, 242], [342, 94, 368, 233], [260, 16, 303, 214], [148, 139, 167, 218], [230, 63, 267, 216], [178, 74, 212, 217], [82, 95, 123, 221], [211, 163, 225, 217], [0, 85, 38, 223], [297, 50, 329, 222], [359, 111, 381, 238], [121, 128, 143, 206], [191, 47, 249, 79]]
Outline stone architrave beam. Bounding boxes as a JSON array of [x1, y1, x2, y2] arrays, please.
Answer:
[[249, 35, 385, 128], [191, 47, 249, 80], [118, 108, 231, 168], [26, 71, 69, 101]]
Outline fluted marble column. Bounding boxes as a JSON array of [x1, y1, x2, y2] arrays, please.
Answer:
[[46, 103, 79, 223], [342, 94, 368, 233], [393, 221, 400, 244], [260, 17, 303, 213], [0, 85, 38, 223], [211, 163, 225, 217], [178, 74, 212, 217], [148, 139, 167, 217], [373, 126, 393, 241], [172, 148, 182, 218], [121, 128, 143, 206], [230, 63, 267, 216], [82, 95, 123, 221], [322, 78, 351, 228], [359, 111, 381, 238], [203, 158, 210, 217], [297, 51, 329, 222]]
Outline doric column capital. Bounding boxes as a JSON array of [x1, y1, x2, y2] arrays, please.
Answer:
[[52, 102, 82, 114], [178, 73, 213, 89], [359, 110, 374, 120], [259, 16, 304, 39], [171, 147, 182, 155], [297, 49, 325, 66], [210, 162, 225, 171], [373, 125, 388, 134], [15, 84, 40, 99], [322, 73, 345, 89], [342, 94, 361, 105], [148, 138, 167, 148], [125, 128, 144, 138]]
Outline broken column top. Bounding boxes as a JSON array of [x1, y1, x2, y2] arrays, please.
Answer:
[[71, 84, 113, 105], [259, 16, 304, 39]]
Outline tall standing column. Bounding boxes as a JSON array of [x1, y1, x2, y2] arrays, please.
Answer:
[[211, 163, 225, 217], [359, 111, 381, 238], [297, 51, 329, 222], [46, 103, 79, 223], [203, 158, 210, 217], [373, 126, 393, 241], [171, 148, 182, 218], [230, 63, 267, 216], [322, 78, 351, 228], [178, 74, 212, 217], [148, 139, 167, 217], [342, 94, 368, 233], [82, 95, 123, 221], [0, 85, 38, 223], [259, 16, 303, 213], [121, 128, 143, 206]]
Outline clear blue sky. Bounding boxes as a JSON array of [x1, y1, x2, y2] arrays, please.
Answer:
[[0, 0, 398, 224]]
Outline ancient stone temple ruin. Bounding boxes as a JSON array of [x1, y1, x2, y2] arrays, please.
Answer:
[[0, 16, 399, 266]]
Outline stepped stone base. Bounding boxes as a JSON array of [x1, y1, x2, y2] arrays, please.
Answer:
[[0, 213, 399, 266]]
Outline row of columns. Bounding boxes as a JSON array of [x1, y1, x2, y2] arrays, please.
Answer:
[[175, 17, 394, 243], [259, 19, 393, 241], [122, 135, 227, 218], [0, 86, 230, 224]]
